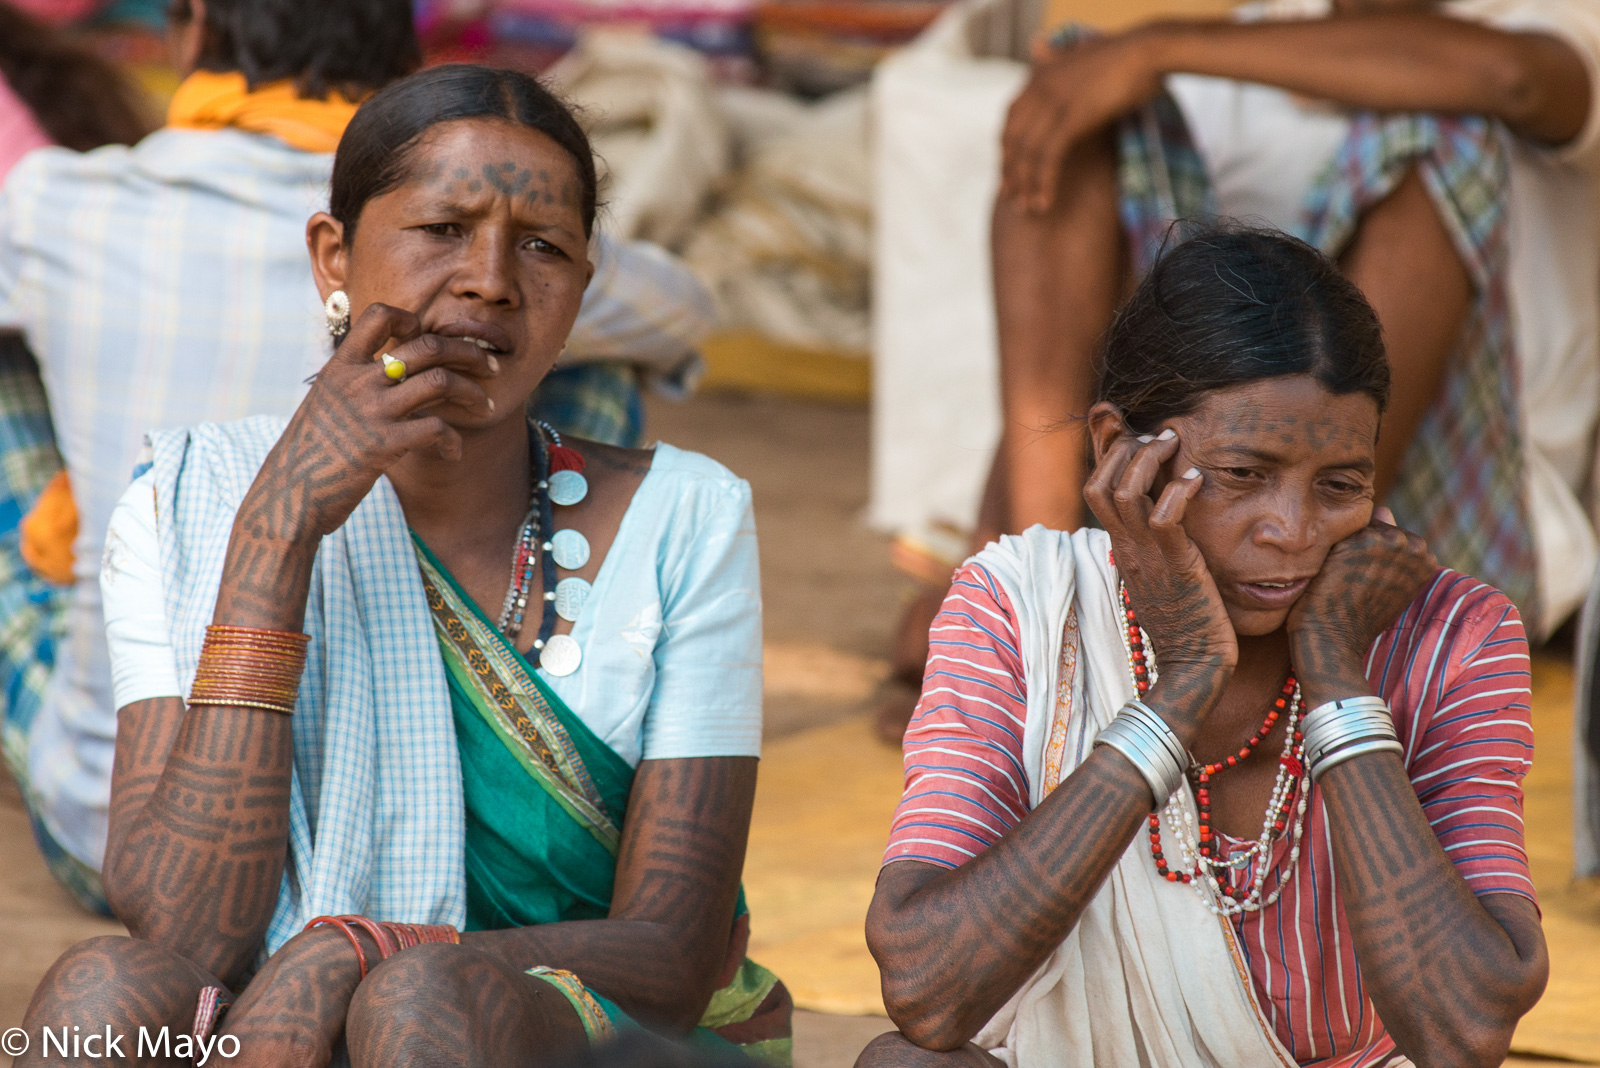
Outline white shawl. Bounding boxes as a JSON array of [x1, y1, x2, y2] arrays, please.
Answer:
[[968, 525, 1298, 1068]]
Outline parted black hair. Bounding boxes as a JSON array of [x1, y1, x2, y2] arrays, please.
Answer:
[[168, 0, 420, 99], [329, 64, 598, 239], [1098, 226, 1390, 433]]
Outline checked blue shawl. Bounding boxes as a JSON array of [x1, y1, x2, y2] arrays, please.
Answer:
[[1109, 67, 1537, 617], [148, 416, 468, 955]]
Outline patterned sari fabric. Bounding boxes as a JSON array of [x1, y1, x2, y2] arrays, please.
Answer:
[[415, 538, 792, 1065], [1092, 28, 1537, 617]]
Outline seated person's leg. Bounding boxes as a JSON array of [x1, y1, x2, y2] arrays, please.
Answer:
[[346, 943, 588, 1068], [18, 935, 217, 1068], [877, 133, 1127, 741], [854, 1031, 1006, 1068], [991, 129, 1127, 538], [1337, 165, 1473, 497]]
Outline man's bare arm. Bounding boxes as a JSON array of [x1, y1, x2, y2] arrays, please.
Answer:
[[1146, 12, 1589, 145], [1004, 10, 1590, 209]]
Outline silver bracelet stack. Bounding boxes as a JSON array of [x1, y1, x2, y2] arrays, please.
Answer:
[[1094, 699, 1191, 808], [1300, 695, 1402, 782]]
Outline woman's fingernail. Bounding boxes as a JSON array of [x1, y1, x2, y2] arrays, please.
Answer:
[[1158, 428, 1176, 440], [1183, 467, 1200, 479], [1137, 435, 1154, 444], [487, 355, 500, 374], [487, 397, 496, 412]]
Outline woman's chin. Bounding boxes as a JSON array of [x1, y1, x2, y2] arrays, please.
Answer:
[[1225, 602, 1293, 638]]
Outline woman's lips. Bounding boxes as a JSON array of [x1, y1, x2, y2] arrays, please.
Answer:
[[1232, 577, 1311, 610]]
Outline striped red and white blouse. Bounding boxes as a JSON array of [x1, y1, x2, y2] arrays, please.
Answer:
[[884, 563, 1536, 1067]]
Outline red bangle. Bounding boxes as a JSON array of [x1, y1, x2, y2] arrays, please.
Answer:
[[302, 915, 462, 977], [304, 916, 370, 980], [342, 915, 401, 960], [382, 922, 461, 949]]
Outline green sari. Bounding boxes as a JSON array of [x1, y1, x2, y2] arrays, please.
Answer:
[[414, 536, 791, 1065]]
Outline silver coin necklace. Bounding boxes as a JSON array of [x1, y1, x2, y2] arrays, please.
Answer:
[[497, 421, 591, 677]]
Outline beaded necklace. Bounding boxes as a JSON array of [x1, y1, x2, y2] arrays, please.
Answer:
[[1118, 583, 1312, 915]]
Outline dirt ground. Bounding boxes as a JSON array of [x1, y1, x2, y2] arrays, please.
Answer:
[[0, 389, 905, 1066]]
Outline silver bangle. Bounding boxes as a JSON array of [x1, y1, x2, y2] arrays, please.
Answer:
[[1126, 699, 1189, 770], [1094, 701, 1190, 808], [1310, 737, 1403, 781], [1305, 710, 1394, 765], [1302, 696, 1399, 782]]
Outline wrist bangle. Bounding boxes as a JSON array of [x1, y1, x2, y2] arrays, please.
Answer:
[[305, 916, 371, 979], [1095, 700, 1191, 808], [1311, 737, 1404, 779], [1301, 695, 1399, 782], [188, 625, 310, 716]]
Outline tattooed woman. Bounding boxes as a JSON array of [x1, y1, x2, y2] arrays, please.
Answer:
[[860, 229, 1548, 1068], [18, 64, 789, 1068]]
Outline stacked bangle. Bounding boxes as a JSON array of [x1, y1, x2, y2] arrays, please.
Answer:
[[303, 915, 461, 980], [1300, 695, 1402, 782], [188, 625, 310, 716], [1094, 699, 1191, 808]]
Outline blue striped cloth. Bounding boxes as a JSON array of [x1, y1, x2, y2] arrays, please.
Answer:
[[149, 416, 466, 953]]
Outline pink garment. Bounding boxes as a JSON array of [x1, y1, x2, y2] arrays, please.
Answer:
[[4, 0, 106, 25], [0, 71, 53, 182]]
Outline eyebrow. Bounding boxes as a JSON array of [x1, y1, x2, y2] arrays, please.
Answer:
[[1208, 445, 1376, 473]]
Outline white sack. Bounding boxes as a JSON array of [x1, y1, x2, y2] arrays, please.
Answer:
[[546, 31, 730, 248], [683, 86, 873, 354], [867, 0, 1040, 539]]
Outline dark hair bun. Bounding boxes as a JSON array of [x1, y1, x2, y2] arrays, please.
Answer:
[[1099, 225, 1390, 432]]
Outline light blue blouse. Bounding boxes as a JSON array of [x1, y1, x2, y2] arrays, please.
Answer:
[[102, 441, 764, 768]]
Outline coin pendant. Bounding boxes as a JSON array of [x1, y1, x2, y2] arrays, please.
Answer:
[[554, 576, 591, 622], [549, 528, 591, 570], [547, 469, 589, 507], [539, 633, 582, 676]]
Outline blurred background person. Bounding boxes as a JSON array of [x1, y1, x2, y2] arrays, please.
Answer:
[[0, 0, 714, 914], [0, 0, 156, 912]]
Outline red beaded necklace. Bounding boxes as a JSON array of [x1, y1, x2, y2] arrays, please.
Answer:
[[1119, 584, 1304, 891]]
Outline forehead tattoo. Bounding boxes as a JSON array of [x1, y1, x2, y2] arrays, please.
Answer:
[[1214, 406, 1376, 451], [407, 154, 578, 209]]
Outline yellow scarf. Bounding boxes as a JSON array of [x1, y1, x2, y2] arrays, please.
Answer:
[[166, 69, 362, 153]]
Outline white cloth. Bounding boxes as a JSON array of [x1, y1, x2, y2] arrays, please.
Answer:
[[101, 436, 763, 770], [0, 127, 717, 869], [867, 0, 1036, 545], [966, 525, 1306, 1068], [1167, 0, 1600, 635]]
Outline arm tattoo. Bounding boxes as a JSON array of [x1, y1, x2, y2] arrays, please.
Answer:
[[867, 747, 1153, 1049], [1318, 753, 1548, 1066]]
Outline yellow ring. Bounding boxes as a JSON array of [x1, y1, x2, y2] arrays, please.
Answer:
[[381, 353, 407, 382]]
